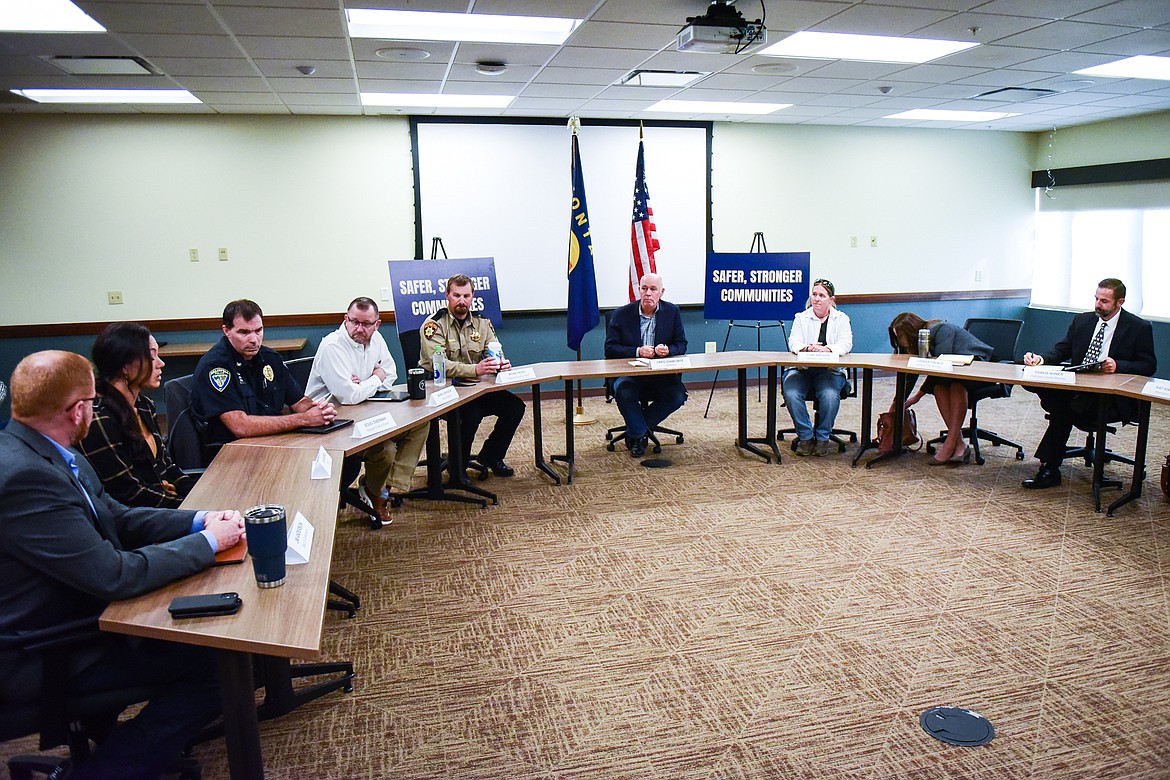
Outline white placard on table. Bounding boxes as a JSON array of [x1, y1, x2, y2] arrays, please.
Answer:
[[496, 366, 536, 384], [649, 356, 693, 370], [352, 411, 396, 439], [794, 352, 839, 363], [1141, 378, 1170, 400], [1022, 365, 1076, 384], [310, 446, 332, 480], [285, 512, 313, 565], [907, 357, 953, 372], [427, 385, 460, 407]]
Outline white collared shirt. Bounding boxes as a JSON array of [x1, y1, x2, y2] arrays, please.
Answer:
[[305, 324, 397, 405]]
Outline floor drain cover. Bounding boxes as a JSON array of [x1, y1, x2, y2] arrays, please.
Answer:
[[920, 706, 995, 746]]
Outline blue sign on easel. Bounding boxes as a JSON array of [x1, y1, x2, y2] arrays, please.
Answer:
[[387, 257, 502, 335], [702, 251, 811, 321]]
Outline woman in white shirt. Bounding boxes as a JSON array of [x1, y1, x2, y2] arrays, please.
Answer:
[[783, 279, 853, 456]]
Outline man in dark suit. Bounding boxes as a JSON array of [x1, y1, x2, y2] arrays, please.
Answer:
[[1021, 278, 1157, 489], [604, 273, 688, 458], [0, 350, 245, 779]]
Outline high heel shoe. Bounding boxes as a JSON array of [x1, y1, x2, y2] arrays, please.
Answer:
[[949, 445, 971, 464]]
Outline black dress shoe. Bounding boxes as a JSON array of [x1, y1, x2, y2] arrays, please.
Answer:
[[482, 458, 514, 477], [1022, 465, 1062, 489], [629, 435, 647, 458]]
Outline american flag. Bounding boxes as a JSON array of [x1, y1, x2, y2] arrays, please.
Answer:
[[628, 138, 659, 301]]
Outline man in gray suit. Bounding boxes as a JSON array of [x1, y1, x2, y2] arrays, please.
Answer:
[[0, 350, 245, 779]]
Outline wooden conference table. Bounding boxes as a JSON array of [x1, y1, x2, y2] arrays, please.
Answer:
[[97, 349, 1165, 778]]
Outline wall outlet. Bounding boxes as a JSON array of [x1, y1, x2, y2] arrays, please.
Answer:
[[380, 287, 391, 301], [218, 247, 229, 261], [188, 248, 199, 262], [850, 236, 857, 248], [705, 341, 717, 354], [107, 290, 124, 305], [975, 270, 983, 282]]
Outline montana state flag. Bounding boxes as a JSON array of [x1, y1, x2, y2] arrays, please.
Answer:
[[566, 133, 600, 351]]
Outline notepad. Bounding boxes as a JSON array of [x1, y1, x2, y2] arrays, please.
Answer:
[[213, 536, 248, 566], [937, 354, 975, 365]]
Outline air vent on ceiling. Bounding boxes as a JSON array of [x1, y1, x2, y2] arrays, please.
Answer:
[[972, 87, 1057, 102], [43, 56, 157, 76]]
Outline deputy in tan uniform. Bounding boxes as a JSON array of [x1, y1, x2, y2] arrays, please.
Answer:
[[419, 273, 525, 477]]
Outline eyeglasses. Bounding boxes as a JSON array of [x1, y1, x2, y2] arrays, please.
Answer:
[[813, 278, 835, 296], [346, 316, 380, 330], [72, 396, 97, 409]]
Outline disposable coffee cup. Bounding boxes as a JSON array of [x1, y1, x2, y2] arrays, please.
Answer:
[[407, 367, 426, 400], [244, 504, 287, 588]]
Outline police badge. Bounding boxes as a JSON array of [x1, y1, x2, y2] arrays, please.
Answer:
[[469, 331, 481, 342], [263, 364, 275, 382], [209, 367, 231, 392]]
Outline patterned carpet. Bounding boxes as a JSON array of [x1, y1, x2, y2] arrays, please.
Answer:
[[6, 379, 1170, 779]]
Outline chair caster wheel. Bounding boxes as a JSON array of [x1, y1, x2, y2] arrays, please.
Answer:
[[837, 443, 846, 453], [607, 443, 616, 452], [675, 435, 684, 444], [652, 444, 662, 454], [1016, 451, 1025, 460], [368, 517, 382, 530], [389, 496, 403, 509], [605, 431, 614, 441]]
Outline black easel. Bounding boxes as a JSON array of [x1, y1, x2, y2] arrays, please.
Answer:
[[703, 232, 787, 417]]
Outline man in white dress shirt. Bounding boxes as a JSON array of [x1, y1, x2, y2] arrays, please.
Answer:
[[307, 297, 427, 523]]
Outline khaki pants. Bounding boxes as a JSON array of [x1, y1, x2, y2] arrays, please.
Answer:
[[361, 422, 428, 493]]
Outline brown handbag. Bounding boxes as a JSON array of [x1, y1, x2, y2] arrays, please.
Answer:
[[876, 409, 921, 453]]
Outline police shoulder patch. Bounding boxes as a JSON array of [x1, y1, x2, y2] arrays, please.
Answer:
[[422, 321, 439, 340], [209, 367, 231, 393]]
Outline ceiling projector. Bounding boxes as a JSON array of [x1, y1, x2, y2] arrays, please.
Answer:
[[676, 1, 766, 54]]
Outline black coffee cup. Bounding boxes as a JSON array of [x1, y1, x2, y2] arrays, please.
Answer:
[[244, 504, 287, 588], [407, 367, 426, 400]]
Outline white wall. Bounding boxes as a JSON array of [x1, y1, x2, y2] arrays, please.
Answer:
[[0, 114, 416, 325], [1032, 110, 1170, 169], [710, 123, 1036, 297], [1, 113, 1042, 326]]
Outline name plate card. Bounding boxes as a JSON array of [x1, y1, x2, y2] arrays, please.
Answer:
[[352, 412, 396, 439], [1022, 366, 1076, 384], [496, 366, 536, 384], [427, 385, 460, 407], [285, 512, 313, 565], [310, 446, 332, 480], [1141, 378, 1170, 400], [795, 352, 839, 363], [907, 357, 952, 372], [649, 356, 692, 370]]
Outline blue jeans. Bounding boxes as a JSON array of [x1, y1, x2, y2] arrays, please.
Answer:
[[782, 367, 847, 442], [613, 374, 688, 439]]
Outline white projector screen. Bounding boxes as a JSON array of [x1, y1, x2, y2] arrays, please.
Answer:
[[414, 120, 710, 311]]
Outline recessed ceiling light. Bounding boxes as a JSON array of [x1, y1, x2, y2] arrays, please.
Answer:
[[884, 109, 1016, 122], [620, 70, 708, 88], [11, 89, 201, 104], [760, 31, 978, 64], [646, 99, 790, 115], [43, 56, 155, 76], [0, 0, 103, 33], [347, 9, 581, 46], [361, 92, 514, 109], [374, 47, 431, 61], [1074, 55, 1170, 81]]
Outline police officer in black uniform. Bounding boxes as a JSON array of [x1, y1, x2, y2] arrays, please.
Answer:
[[191, 299, 336, 447]]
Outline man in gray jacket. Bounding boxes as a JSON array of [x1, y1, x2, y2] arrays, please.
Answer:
[[0, 350, 244, 779]]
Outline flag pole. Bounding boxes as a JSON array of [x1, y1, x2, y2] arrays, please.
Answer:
[[567, 116, 597, 426]]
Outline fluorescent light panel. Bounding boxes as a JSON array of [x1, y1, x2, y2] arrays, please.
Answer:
[[621, 71, 708, 88], [647, 100, 789, 115], [11, 89, 201, 104], [885, 109, 1017, 122], [1074, 55, 1170, 81], [0, 0, 104, 32], [361, 93, 514, 109], [346, 9, 581, 45], [760, 31, 977, 63]]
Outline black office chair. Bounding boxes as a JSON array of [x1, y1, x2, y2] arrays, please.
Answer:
[[163, 374, 213, 477], [925, 318, 1026, 465], [1, 618, 201, 780], [777, 366, 859, 453]]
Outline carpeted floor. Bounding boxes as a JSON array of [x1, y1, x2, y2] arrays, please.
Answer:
[[6, 379, 1170, 779]]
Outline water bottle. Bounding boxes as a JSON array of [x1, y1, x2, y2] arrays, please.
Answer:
[[917, 329, 931, 358], [432, 345, 447, 387]]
